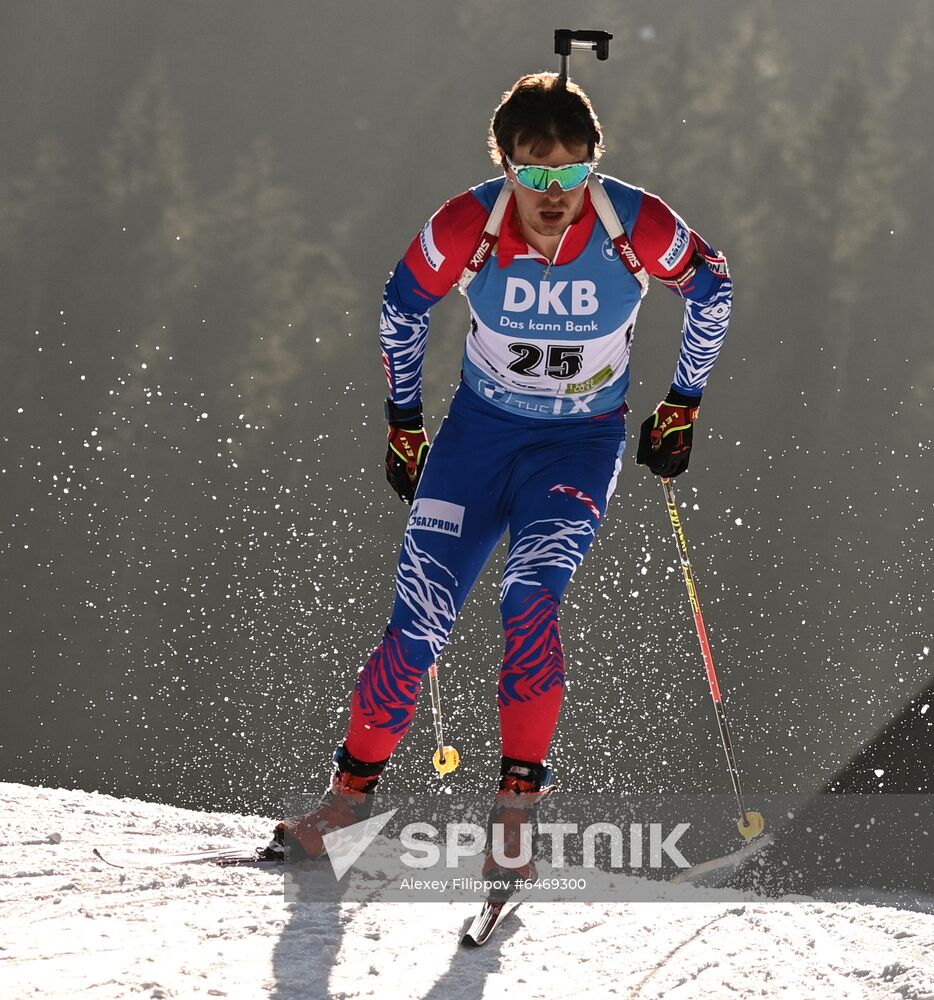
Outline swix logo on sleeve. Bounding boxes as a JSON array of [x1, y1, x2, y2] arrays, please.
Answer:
[[419, 219, 445, 272], [660, 219, 691, 272], [503, 278, 599, 315], [409, 498, 465, 537]]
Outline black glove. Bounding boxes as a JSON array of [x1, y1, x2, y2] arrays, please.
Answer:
[[635, 387, 701, 478], [385, 398, 430, 505]]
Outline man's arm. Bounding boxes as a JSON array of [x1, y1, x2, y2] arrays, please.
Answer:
[[380, 191, 489, 503], [380, 192, 489, 409], [631, 192, 732, 477], [631, 192, 733, 400], [380, 263, 437, 411]]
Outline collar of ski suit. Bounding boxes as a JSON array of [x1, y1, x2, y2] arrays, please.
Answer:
[[496, 187, 598, 268]]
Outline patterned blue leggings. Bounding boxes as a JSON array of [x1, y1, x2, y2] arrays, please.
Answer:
[[347, 383, 627, 763]]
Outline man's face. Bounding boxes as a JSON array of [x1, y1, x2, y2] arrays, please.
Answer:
[[504, 139, 591, 242]]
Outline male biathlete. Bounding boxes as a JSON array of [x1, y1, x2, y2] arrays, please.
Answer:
[[271, 72, 732, 876]]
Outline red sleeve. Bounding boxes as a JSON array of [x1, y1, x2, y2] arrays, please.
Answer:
[[400, 190, 490, 300], [630, 191, 708, 283]]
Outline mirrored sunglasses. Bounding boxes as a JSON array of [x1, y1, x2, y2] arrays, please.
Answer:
[[505, 155, 595, 192]]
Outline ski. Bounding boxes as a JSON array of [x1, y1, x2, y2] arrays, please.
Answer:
[[92, 845, 280, 869], [461, 896, 520, 947], [215, 853, 284, 869], [670, 832, 773, 885]]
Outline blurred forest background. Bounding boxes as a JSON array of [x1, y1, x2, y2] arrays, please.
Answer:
[[1, 1, 932, 814]]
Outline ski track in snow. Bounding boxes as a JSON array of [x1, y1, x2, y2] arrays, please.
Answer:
[[1, 782, 933, 1000]]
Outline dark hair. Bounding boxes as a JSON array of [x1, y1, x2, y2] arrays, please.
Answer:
[[489, 72, 604, 165]]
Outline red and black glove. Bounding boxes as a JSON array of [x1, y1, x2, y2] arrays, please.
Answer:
[[385, 399, 430, 505], [635, 387, 701, 478]]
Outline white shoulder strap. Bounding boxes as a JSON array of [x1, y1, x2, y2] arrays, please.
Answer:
[[587, 175, 649, 295], [457, 176, 650, 296], [456, 180, 514, 294]]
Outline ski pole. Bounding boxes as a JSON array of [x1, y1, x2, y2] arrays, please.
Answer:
[[428, 663, 459, 775], [660, 477, 765, 841]]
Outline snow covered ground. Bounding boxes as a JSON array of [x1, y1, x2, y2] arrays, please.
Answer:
[[1, 782, 933, 1000]]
